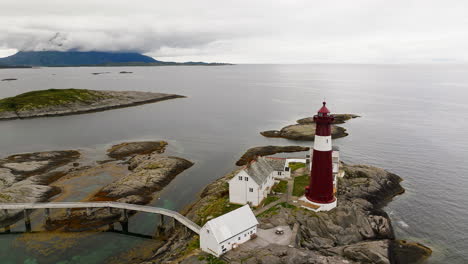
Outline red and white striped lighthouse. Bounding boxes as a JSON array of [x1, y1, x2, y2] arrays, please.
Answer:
[[303, 101, 337, 211]]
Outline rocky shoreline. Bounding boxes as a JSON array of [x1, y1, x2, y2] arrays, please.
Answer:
[[0, 141, 193, 232], [135, 160, 431, 264], [236, 145, 310, 166], [0, 89, 185, 121], [0, 150, 80, 227], [261, 114, 359, 141]]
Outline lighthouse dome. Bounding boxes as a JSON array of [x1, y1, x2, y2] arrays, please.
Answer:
[[317, 102, 330, 116]]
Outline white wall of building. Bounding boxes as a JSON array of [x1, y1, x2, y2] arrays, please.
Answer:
[[200, 225, 257, 257], [229, 170, 260, 206], [272, 170, 290, 179], [229, 169, 276, 206]]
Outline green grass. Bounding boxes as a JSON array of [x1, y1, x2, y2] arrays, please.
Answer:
[[293, 174, 309, 196], [197, 255, 226, 264], [257, 202, 296, 218], [272, 180, 288, 193], [262, 196, 280, 206], [0, 89, 107, 112], [289, 162, 306, 172], [196, 196, 242, 226]]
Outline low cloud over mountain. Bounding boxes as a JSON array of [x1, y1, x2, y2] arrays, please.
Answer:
[[1, 0, 467, 63]]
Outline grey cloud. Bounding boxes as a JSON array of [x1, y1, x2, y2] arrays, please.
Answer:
[[1, 0, 467, 63]]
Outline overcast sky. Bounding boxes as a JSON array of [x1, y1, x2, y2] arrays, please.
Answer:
[[1, 0, 467, 63]]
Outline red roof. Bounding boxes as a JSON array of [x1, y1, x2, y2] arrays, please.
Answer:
[[318, 101, 330, 114]]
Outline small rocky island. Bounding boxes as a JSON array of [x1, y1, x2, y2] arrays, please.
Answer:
[[0, 88, 185, 120], [261, 114, 359, 141]]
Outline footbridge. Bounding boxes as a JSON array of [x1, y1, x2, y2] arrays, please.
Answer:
[[0, 202, 201, 234]]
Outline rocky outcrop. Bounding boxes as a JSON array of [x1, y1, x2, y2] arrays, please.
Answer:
[[1, 78, 17, 81], [261, 124, 348, 141], [389, 240, 432, 264], [107, 141, 168, 159], [46, 152, 193, 231], [0, 150, 80, 227], [181, 244, 354, 264], [99, 154, 193, 200], [297, 114, 360, 125], [0, 90, 185, 121], [260, 114, 358, 141], [156, 162, 428, 264], [236, 145, 309, 166]]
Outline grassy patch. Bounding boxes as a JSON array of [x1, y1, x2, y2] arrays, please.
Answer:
[[181, 235, 200, 256], [0, 89, 107, 112], [196, 196, 242, 226], [272, 180, 288, 193], [257, 202, 296, 218], [289, 162, 306, 172], [263, 196, 280, 206], [0, 193, 12, 201], [293, 174, 309, 197], [197, 255, 226, 264]]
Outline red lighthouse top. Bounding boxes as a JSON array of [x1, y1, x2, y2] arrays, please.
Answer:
[[318, 102, 330, 115], [314, 101, 334, 136]]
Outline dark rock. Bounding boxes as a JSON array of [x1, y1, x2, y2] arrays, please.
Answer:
[[1, 78, 17, 81], [107, 141, 168, 159], [297, 114, 360, 125], [236, 145, 309, 166], [389, 240, 432, 264], [92, 72, 110, 75], [261, 114, 358, 141], [119, 71, 133, 74]]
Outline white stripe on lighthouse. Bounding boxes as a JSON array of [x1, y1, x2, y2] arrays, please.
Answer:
[[314, 135, 332, 151]]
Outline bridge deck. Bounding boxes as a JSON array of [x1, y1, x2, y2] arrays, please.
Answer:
[[0, 202, 200, 234]]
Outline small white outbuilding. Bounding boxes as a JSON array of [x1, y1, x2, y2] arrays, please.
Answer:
[[200, 205, 258, 257]]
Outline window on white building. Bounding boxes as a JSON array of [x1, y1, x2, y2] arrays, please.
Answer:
[[249, 188, 253, 192], [207, 230, 209, 233], [238, 176, 242, 180], [278, 171, 282, 176], [245, 177, 248, 181], [238, 237, 241, 240], [285, 167, 290, 171]]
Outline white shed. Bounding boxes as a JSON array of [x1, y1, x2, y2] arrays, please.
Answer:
[[200, 205, 259, 257]]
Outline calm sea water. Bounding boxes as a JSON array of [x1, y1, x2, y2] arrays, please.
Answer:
[[0, 64, 467, 263]]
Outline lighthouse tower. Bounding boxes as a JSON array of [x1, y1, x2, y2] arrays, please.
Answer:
[[301, 101, 337, 211]]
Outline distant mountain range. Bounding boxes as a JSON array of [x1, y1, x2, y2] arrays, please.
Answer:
[[0, 51, 230, 67]]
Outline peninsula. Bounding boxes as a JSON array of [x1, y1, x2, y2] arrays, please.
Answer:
[[0, 89, 185, 120], [0, 51, 231, 67]]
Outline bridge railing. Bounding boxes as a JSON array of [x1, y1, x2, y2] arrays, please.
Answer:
[[0, 202, 201, 234]]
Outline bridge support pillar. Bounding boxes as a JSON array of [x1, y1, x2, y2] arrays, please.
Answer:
[[2, 209, 7, 216], [120, 221, 128, 233], [44, 208, 51, 222], [66, 208, 72, 217], [108, 207, 112, 214], [86, 208, 92, 217], [23, 209, 31, 232], [120, 209, 129, 233]]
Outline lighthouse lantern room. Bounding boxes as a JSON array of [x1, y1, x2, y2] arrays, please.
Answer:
[[299, 101, 337, 212]]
